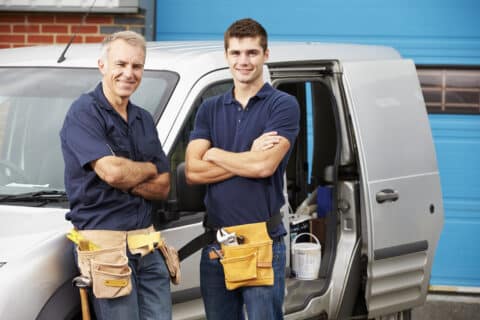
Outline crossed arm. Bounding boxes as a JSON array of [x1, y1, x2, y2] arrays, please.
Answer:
[[91, 156, 170, 200], [185, 131, 290, 185]]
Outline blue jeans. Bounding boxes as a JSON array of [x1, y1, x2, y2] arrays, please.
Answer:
[[200, 238, 286, 320], [73, 245, 172, 320]]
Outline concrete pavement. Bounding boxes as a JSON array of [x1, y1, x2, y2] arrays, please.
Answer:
[[412, 293, 480, 320]]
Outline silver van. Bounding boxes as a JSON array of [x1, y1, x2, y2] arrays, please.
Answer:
[[0, 41, 443, 319]]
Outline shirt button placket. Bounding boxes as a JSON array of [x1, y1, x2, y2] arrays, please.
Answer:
[[237, 105, 242, 124]]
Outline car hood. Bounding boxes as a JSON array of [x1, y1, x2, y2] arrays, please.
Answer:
[[0, 205, 70, 262]]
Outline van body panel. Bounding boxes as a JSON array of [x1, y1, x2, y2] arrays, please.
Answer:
[[0, 206, 75, 320], [342, 59, 444, 316], [0, 42, 443, 319]]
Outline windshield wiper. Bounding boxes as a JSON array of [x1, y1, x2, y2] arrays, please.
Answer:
[[0, 190, 68, 203]]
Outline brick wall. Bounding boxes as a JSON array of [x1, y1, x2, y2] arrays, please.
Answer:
[[0, 11, 146, 49]]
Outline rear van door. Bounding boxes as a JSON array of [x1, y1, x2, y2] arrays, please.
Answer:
[[341, 59, 444, 317]]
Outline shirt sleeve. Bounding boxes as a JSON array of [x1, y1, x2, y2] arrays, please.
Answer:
[[189, 101, 211, 142], [264, 93, 300, 146], [62, 97, 112, 169]]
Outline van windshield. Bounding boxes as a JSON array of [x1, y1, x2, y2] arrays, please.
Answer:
[[0, 67, 177, 200]]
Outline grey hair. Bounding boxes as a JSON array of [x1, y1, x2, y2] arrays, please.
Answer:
[[99, 30, 146, 62]]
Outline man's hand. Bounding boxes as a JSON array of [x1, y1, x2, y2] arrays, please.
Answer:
[[203, 131, 281, 161], [202, 135, 290, 179], [130, 172, 170, 200], [250, 131, 281, 151]]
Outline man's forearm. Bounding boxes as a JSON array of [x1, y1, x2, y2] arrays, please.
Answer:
[[203, 148, 270, 178], [186, 157, 234, 184], [131, 173, 170, 200], [93, 156, 158, 191], [204, 137, 290, 179]]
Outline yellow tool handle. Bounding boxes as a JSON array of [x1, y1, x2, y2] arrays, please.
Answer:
[[79, 288, 91, 320], [79, 239, 89, 251], [66, 229, 99, 251]]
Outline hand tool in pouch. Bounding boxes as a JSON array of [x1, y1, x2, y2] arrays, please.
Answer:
[[73, 239, 92, 320]]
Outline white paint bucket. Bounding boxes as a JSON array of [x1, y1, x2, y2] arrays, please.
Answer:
[[291, 233, 321, 280]]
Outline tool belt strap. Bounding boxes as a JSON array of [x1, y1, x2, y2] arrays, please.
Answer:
[[127, 232, 163, 252], [67, 226, 163, 256], [127, 226, 164, 256]]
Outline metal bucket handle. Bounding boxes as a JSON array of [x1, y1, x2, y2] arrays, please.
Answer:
[[292, 233, 320, 247]]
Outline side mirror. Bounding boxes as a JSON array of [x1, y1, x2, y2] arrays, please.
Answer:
[[176, 162, 206, 212]]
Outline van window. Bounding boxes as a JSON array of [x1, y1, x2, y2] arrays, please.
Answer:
[[0, 67, 177, 200], [165, 81, 233, 214]]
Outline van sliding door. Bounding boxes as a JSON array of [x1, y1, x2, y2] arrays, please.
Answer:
[[342, 60, 444, 317]]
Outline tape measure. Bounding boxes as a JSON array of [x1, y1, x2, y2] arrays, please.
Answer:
[[66, 229, 100, 251]]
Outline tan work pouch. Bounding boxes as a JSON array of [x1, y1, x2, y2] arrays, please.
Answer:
[[75, 230, 132, 299], [91, 255, 132, 299], [220, 222, 274, 290], [158, 243, 181, 285]]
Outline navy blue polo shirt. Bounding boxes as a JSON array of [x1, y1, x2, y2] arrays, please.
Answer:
[[60, 83, 169, 231], [190, 83, 300, 237]]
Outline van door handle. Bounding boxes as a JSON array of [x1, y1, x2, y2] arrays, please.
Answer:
[[376, 189, 399, 203]]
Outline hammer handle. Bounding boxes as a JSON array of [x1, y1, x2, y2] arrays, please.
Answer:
[[79, 287, 91, 320]]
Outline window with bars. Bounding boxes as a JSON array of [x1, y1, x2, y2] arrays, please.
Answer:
[[417, 67, 480, 114]]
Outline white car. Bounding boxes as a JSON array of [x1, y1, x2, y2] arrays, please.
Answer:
[[0, 41, 443, 319]]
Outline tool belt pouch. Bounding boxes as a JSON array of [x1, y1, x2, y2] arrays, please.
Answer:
[[76, 230, 132, 299], [219, 222, 273, 290], [91, 254, 132, 299], [158, 243, 181, 285]]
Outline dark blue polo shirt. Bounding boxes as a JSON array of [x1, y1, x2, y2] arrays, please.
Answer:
[[190, 83, 300, 237], [60, 83, 169, 231]]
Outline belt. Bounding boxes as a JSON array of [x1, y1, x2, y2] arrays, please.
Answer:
[[68, 226, 164, 256]]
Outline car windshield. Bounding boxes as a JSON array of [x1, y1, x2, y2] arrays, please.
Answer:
[[0, 67, 177, 198]]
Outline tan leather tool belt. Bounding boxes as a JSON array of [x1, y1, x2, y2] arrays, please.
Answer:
[[74, 226, 180, 299]]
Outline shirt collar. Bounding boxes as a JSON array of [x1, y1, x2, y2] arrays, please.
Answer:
[[224, 82, 273, 105], [93, 82, 141, 122]]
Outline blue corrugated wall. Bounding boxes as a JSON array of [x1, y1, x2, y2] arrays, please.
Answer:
[[156, 0, 480, 65], [156, 0, 480, 288], [429, 115, 480, 287]]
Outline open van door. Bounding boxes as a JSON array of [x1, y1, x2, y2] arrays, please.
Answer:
[[342, 60, 444, 317]]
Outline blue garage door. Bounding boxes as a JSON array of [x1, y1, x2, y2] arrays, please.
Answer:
[[429, 114, 480, 288], [156, 0, 480, 65]]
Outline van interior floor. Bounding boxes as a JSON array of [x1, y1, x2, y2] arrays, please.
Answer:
[[284, 277, 326, 314]]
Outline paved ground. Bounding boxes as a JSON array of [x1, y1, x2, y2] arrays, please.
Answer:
[[412, 293, 480, 320]]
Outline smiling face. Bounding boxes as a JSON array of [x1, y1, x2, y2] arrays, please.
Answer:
[[225, 36, 269, 88], [98, 39, 145, 108]]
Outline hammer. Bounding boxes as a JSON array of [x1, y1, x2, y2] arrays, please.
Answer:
[[73, 239, 92, 320]]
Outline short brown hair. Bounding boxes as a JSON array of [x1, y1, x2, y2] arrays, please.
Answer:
[[100, 30, 146, 62], [224, 18, 268, 52]]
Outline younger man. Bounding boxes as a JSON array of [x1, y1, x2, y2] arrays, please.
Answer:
[[186, 18, 300, 320]]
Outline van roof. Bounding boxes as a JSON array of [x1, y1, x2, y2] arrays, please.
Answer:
[[0, 40, 401, 74]]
